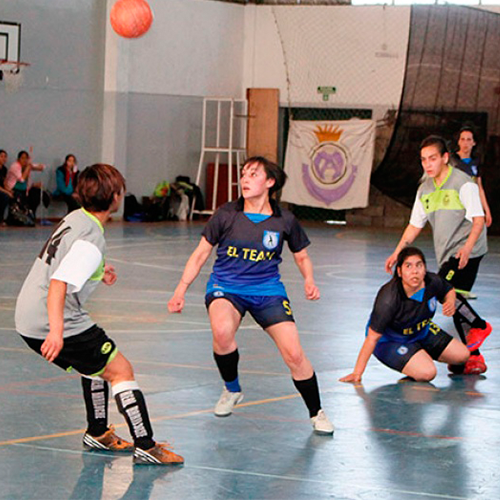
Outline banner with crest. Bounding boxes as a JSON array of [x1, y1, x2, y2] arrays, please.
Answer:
[[282, 120, 375, 210]]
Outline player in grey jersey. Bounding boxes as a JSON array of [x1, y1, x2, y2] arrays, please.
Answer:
[[15, 164, 183, 466]]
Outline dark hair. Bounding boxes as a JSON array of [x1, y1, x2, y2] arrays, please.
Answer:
[[458, 126, 476, 141], [17, 150, 29, 160], [457, 126, 479, 158], [394, 247, 427, 278], [420, 135, 448, 156], [242, 156, 287, 196], [64, 154, 77, 166], [0, 149, 6, 156], [76, 163, 126, 212]]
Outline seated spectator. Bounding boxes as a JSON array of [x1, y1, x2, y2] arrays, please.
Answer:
[[53, 154, 80, 213], [5, 150, 50, 218], [0, 149, 14, 225]]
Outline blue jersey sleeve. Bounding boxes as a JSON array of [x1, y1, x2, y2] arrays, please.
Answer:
[[202, 207, 227, 246], [427, 272, 453, 302], [285, 212, 310, 253]]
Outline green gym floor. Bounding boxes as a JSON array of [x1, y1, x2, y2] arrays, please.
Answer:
[[0, 221, 498, 499]]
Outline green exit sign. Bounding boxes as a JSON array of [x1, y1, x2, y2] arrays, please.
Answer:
[[317, 86, 336, 101]]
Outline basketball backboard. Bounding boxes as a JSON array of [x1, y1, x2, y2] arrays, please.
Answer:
[[0, 20, 21, 63]]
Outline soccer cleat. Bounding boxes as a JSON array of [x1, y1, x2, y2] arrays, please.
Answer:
[[83, 425, 134, 452], [133, 443, 184, 466], [466, 322, 492, 352], [463, 354, 487, 375], [214, 387, 243, 417], [311, 409, 335, 435]]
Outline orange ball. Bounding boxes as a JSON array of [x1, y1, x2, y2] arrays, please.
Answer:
[[110, 0, 153, 39]]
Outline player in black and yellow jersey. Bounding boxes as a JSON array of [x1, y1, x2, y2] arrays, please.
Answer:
[[168, 156, 333, 435]]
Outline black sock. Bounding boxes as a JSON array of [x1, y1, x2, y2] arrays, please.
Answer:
[[455, 293, 486, 330], [452, 314, 468, 344], [81, 377, 108, 437], [113, 381, 155, 450], [214, 349, 240, 385], [293, 372, 321, 418]]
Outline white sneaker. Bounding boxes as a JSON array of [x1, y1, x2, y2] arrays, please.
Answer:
[[214, 387, 243, 417], [311, 409, 334, 435]]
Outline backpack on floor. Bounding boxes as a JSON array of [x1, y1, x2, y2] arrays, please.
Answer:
[[6, 201, 35, 227]]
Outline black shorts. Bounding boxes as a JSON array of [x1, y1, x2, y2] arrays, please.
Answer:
[[20, 325, 118, 377], [373, 322, 453, 372], [438, 256, 483, 292], [205, 291, 295, 329]]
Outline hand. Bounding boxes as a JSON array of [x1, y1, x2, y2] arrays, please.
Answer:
[[455, 245, 471, 270], [485, 210, 492, 228], [339, 373, 362, 384], [304, 282, 320, 301], [385, 253, 397, 274], [168, 295, 185, 313], [41, 331, 64, 363], [442, 300, 456, 317], [103, 264, 117, 285]]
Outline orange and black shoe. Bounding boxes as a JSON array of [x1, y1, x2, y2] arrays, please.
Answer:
[[466, 322, 492, 352], [83, 425, 134, 452], [133, 442, 184, 466], [463, 354, 487, 375]]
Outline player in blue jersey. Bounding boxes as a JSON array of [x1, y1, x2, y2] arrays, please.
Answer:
[[449, 127, 492, 228], [168, 156, 334, 435], [340, 247, 470, 383]]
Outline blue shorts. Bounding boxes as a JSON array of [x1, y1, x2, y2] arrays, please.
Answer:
[[205, 291, 295, 329], [374, 322, 453, 372]]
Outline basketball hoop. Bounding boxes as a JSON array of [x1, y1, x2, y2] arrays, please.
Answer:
[[0, 60, 30, 93]]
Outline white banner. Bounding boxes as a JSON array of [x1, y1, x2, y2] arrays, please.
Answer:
[[282, 120, 375, 210]]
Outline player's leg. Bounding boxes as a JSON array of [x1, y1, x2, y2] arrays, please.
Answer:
[[437, 339, 470, 365], [454, 293, 492, 351], [374, 340, 433, 381], [439, 257, 490, 343], [265, 321, 313, 380], [19, 331, 136, 455], [80, 375, 135, 452], [420, 323, 484, 375], [101, 352, 184, 465], [207, 294, 244, 416], [401, 350, 437, 382], [439, 257, 491, 373], [264, 316, 334, 435]]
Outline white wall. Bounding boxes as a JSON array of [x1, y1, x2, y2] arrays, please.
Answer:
[[0, 0, 106, 173], [102, 0, 246, 198], [242, 5, 411, 120], [1, 1, 419, 204], [128, 0, 245, 97]]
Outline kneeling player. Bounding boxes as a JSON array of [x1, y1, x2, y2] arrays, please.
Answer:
[[340, 247, 470, 383], [15, 164, 183, 466]]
